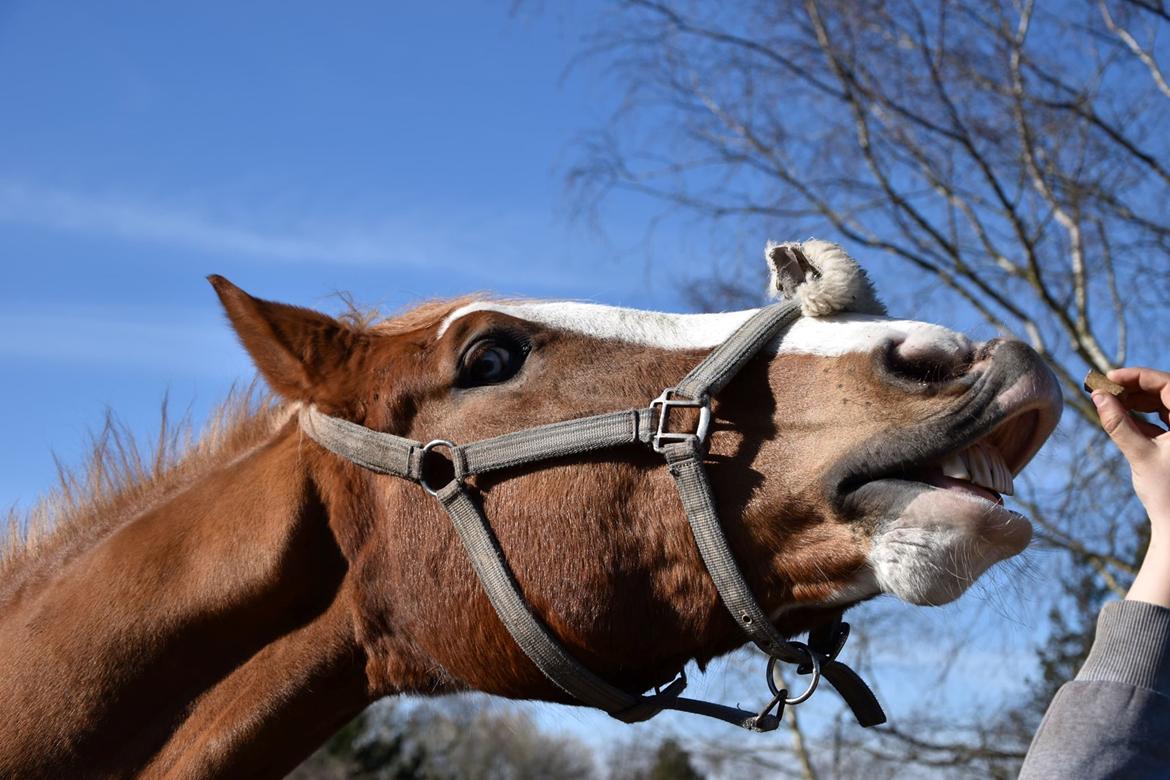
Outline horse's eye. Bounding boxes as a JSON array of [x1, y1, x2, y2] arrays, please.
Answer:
[[458, 337, 527, 387]]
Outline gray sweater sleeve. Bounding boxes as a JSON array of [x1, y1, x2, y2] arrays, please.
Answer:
[[1019, 600, 1170, 779]]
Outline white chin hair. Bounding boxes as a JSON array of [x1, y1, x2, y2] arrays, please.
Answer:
[[870, 526, 978, 606], [868, 493, 1032, 606]]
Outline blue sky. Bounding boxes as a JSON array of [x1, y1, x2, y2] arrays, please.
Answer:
[[0, 2, 703, 509], [0, 2, 1000, 509], [0, 1, 1052, 751]]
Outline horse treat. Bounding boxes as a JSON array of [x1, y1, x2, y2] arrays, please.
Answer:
[[1083, 370, 1127, 399]]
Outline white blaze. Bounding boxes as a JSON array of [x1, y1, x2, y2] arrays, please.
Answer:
[[439, 301, 970, 358]]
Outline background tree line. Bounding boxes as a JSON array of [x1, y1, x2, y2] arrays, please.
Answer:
[[289, 697, 706, 780]]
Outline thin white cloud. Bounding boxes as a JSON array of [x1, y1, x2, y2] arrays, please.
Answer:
[[0, 180, 445, 267], [0, 180, 669, 298], [0, 306, 246, 377]]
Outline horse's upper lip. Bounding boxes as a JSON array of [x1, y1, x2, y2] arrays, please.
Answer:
[[832, 341, 1063, 505]]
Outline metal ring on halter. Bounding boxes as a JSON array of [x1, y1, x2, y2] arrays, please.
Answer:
[[419, 439, 458, 497], [766, 643, 822, 706]]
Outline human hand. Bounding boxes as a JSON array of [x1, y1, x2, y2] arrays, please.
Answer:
[[1092, 368, 1170, 528], [1092, 367, 1170, 608]]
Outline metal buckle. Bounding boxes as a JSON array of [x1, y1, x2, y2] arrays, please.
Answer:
[[649, 388, 712, 453], [419, 439, 458, 497]]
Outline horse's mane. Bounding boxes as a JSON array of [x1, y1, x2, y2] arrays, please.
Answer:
[[0, 294, 484, 606], [0, 388, 292, 605]]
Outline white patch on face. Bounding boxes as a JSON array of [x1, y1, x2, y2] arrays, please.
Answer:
[[439, 301, 970, 358]]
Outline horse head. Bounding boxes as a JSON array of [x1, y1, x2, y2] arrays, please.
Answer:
[[210, 240, 1061, 708]]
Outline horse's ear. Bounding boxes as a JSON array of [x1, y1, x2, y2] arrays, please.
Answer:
[[208, 275, 365, 403]]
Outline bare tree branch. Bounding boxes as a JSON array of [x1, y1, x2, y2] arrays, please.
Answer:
[[1100, 0, 1170, 98]]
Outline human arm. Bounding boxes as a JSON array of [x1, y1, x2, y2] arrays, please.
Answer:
[[1019, 368, 1170, 779]]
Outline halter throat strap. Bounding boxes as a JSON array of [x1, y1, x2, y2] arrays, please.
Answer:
[[299, 301, 885, 731]]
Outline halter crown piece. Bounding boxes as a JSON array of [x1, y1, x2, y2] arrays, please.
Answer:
[[300, 241, 888, 731]]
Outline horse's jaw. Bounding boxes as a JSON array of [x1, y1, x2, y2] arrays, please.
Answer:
[[830, 340, 1062, 607]]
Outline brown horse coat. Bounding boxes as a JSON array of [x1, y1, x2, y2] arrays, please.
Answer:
[[0, 271, 1060, 777]]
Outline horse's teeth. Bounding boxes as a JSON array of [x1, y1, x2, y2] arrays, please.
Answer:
[[984, 442, 1014, 496], [995, 451, 1015, 496], [969, 447, 992, 489], [941, 454, 970, 481], [939, 443, 1014, 496]]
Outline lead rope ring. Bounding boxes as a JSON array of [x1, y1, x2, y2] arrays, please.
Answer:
[[752, 642, 822, 727]]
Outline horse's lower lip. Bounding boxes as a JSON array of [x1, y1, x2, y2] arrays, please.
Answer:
[[850, 478, 1032, 553], [851, 477, 1034, 591], [844, 477, 1022, 530], [918, 473, 1004, 505]]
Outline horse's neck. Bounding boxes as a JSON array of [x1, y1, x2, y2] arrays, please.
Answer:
[[0, 425, 372, 779]]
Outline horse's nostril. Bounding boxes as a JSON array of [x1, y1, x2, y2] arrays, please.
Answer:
[[887, 334, 974, 385]]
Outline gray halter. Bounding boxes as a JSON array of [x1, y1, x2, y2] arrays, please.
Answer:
[[299, 301, 886, 732]]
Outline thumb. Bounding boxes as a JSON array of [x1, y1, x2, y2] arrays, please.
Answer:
[[1093, 392, 1152, 462]]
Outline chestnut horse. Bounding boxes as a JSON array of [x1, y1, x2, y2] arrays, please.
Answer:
[[0, 244, 1060, 778]]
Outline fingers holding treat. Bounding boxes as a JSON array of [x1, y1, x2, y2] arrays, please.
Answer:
[[1105, 367, 1170, 426], [1086, 368, 1167, 457]]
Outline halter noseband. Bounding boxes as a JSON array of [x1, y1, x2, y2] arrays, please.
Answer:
[[300, 301, 886, 731]]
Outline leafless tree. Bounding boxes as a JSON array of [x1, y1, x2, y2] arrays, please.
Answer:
[[568, 0, 1170, 774], [292, 696, 599, 780]]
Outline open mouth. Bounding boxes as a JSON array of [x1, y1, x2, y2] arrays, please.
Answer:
[[830, 347, 1063, 606], [892, 409, 1043, 507], [838, 401, 1053, 519], [836, 337, 1064, 517]]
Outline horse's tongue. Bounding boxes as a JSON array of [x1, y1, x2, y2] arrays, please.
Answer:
[[923, 473, 1004, 505]]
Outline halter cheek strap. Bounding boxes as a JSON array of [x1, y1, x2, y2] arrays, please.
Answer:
[[299, 301, 886, 732]]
